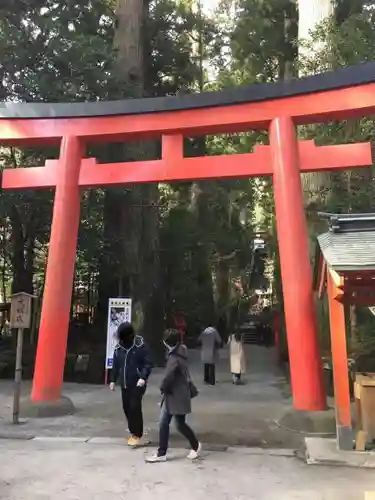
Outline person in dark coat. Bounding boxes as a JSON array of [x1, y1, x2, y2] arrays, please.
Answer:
[[198, 325, 222, 386], [146, 329, 201, 463], [109, 322, 152, 447]]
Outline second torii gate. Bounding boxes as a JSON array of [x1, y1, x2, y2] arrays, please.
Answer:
[[1, 61, 375, 413]]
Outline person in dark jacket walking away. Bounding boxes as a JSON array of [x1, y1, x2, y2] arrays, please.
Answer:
[[198, 325, 222, 386], [109, 322, 152, 447], [146, 329, 201, 463]]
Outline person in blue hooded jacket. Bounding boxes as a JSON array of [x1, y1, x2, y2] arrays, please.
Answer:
[[109, 322, 152, 447]]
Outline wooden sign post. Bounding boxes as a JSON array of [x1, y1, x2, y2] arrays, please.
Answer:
[[10, 292, 35, 424]]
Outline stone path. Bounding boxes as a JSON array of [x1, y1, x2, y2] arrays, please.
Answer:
[[1, 439, 375, 500], [0, 346, 301, 448]]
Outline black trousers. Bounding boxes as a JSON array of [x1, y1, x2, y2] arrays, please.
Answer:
[[204, 363, 215, 385], [158, 406, 199, 457], [121, 386, 146, 438]]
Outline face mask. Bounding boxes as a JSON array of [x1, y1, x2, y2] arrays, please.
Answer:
[[120, 333, 134, 346]]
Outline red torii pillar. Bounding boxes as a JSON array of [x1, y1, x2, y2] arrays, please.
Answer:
[[2, 130, 372, 411], [32, 136, 83, 402], [270, 117, 323, 410]]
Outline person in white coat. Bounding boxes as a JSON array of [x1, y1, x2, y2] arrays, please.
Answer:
[[228, 332, 246, 385]]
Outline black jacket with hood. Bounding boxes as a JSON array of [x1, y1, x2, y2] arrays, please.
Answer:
[[111, 335, 152, 389]]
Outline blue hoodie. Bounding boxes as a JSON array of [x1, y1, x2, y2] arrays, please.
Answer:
[[111, 335, 152, 388]]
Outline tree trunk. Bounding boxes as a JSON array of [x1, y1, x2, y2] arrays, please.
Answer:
[[113, 0, 146, 304], [140, 184, 165, 361], [188, 180, 215, 326], [298, 0, 334, 60], [25, 231, 35, 294], [112, 0, 164, 360], [187, 2, 216, 326], [216, 259, 230, 312], [298, 0, 334, 205], [113, 0, 146, 310], [114, 0, 145, 94], [97, 190, 122, 320], [10, 206, 27, 294]]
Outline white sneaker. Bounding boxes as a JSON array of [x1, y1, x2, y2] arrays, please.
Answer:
[[187, 442, 202, 460], [145, 454, 167, 463]]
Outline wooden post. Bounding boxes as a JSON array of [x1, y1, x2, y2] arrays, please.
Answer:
[[13, 328, 24, 424], [327, 269, 353, 450], [10, 292, 35, 424]]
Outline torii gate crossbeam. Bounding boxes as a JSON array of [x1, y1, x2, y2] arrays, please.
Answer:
[[2, 140, 370, 189]]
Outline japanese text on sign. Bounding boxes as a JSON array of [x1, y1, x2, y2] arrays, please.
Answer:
[[10, 293, 33, 329]]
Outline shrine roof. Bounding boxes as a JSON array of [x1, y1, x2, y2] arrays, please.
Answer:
[[317, 213, 375, 272], [0, 61, 375, 119]]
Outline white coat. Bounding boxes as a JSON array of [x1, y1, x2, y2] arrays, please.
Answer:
[[228, 334, 246, 374]]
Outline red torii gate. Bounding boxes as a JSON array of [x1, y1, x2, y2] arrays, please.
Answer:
[[1, 62, 375, 412]]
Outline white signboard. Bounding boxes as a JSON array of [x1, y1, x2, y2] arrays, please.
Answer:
[[10, 292, 33, 329], [105, 298, 132, 369]]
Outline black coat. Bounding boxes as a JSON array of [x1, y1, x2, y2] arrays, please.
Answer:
[[111, 335, 152, 388], [160, 344, 191, 415]]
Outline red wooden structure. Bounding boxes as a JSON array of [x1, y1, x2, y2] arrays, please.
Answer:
[[315, 213, 375, 448], [1, 62, 375, 411]]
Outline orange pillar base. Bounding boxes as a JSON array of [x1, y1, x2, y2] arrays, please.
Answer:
[[270, 116, 326, 411], [31, 136, 82, 402]]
